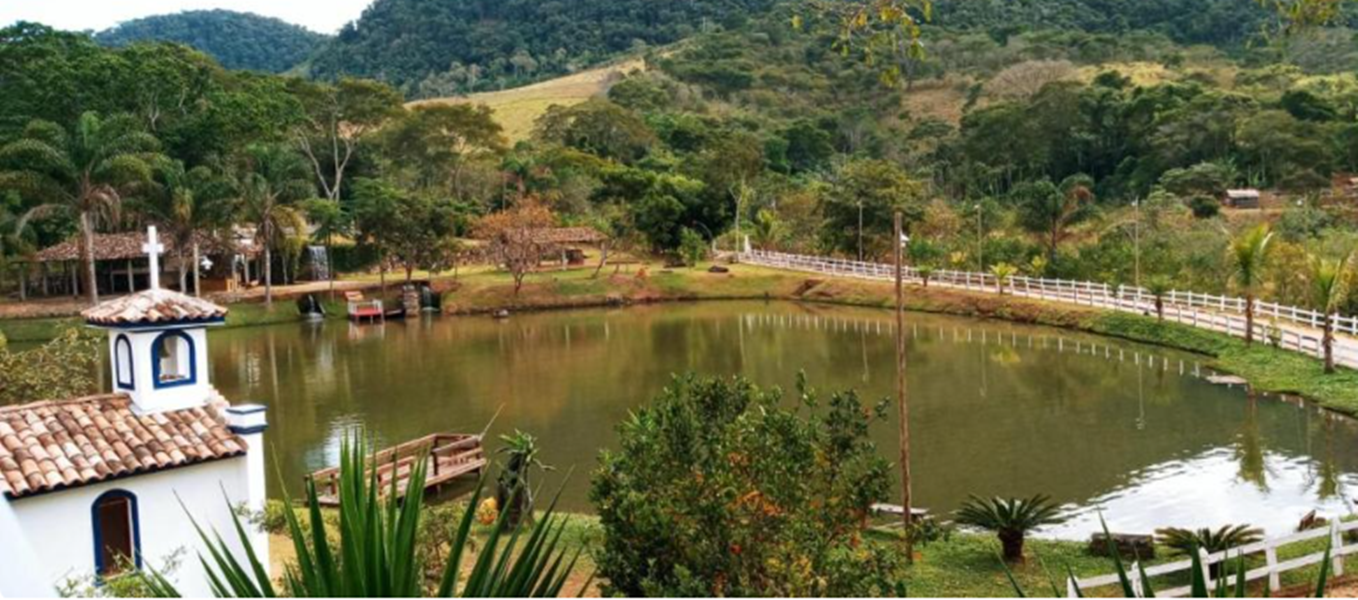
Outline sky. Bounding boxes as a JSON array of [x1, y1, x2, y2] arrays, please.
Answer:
[[0, 0, 373, 34]]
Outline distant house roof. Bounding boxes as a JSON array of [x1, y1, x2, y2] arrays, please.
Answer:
[[81, 288, 229, 326], [32, 231, 260, 263], [1226, 189, 1261, 199], [504, 227, 608, 245], [0, 393, 245, 499]]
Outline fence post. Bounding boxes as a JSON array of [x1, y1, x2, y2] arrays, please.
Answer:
[[1066, 576, 1079, 598], [1198, 548, 1213, 590], [1265, 542, 1281, 592], [1332, 525, 1345, 577]]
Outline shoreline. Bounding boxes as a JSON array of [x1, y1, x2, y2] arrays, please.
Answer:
[[4, 262, 1355, 414]]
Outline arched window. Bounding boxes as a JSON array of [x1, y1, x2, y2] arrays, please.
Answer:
[[114, 335, 134, 390], [91, 490, 141, 576], [152, 331, 196, 389]]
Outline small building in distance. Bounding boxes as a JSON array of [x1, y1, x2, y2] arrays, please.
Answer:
[[1224, 189, 1262, 209], [0, 227, 268, 597], [22, 230, 261, 299]]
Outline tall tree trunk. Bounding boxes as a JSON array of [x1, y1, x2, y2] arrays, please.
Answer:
[[1324, 316, 1335, 374], [192, 243, 201, 298], [1244, 293, 1255, 346], [80, 211, 99, 305], [178, 249, 188, 292], [264, 244, 274, 306]]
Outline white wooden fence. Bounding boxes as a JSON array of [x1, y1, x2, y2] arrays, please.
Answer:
[[738, 250, 1358, 370], [1069, 521, 1358, 597]]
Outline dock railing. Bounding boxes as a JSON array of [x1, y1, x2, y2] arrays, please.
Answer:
[[1068, 521, 1357, 597], [739, 250, 1358, 369]]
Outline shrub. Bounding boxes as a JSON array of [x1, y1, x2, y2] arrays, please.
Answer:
[[590, 374, 897, 597], [678, 226, 707, 267], [0, 328, 99, 404], [1188, 195, 1221, 219]]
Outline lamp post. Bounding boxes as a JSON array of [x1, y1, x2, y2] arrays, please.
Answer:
[[974, 203, 983, 271], [1132, 198, 1141, 288]]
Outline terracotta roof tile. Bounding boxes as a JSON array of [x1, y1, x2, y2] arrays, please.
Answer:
[[0, 394, 246, 499], [32, 231, 261, 263], [82, 288, 228, 326]]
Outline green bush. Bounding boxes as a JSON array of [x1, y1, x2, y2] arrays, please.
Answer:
[[590, 373, 899, 597]]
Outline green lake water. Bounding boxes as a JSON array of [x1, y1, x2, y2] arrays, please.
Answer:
[[202, 300, 1358, 539]]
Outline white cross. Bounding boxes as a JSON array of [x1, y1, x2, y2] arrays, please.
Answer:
[[143, 226, 164, 290]]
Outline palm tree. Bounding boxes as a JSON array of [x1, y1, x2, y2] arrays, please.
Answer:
[[0, 113, 159, 304], [135, 158, 231, 294], [990, 262, 1018, 295], [140, 435, 579, 597], [1230, 224, 1274, 346], [1308, 252, 1353, 374], [235, 144, 313, 306], [1146, 276, 1173, 321], [954, 494, 1063, 563]]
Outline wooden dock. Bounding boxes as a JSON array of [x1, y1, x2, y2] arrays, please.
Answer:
[[311, 433, 487, 506]]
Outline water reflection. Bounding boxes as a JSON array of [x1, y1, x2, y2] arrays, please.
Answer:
[[201, 301, 1358, 539]]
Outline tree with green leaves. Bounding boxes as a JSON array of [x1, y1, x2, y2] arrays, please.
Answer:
[[378, 103, 506, 197], [0, 113, 160, 304], [290, 78, 404, 204], [821, 159, 922, 261], [1307, 251, 1353, 373], [136, 158, 232, 293], [590, 374, 897, 597], [1230, 223, 1275, 346], [533, 99, 656, 164], [234, 143, 313, 306], [1016, 175, 1095, 260]]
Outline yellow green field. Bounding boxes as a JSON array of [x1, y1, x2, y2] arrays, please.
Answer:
[[409, 58, 647, 141]]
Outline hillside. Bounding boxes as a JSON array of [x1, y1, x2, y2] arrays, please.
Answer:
[[305, 0, 776, 96], [410, 58, 646, 142], [95, 9, 327, 73]]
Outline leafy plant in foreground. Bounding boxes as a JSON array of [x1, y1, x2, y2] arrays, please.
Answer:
[[140, 434, 579, 597], [954, 494, 1064, 563]]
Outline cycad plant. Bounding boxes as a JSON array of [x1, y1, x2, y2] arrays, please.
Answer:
[[954, 494, 1063, 563], [141, 435, 580, 597], [1307, 251, 1353, 374], [1229, 224, 1274, 346], [1157, 524, 1264, 557], [0, 113, 160, 304]]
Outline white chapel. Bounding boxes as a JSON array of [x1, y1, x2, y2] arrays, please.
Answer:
[[0, 227, 269, 597]]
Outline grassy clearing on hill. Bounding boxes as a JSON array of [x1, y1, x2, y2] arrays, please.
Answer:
[[409, 58, 646, 142]]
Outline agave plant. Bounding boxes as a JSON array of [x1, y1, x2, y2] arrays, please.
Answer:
[[140, 434, 580, 597], [954, 494, 1063, 563]]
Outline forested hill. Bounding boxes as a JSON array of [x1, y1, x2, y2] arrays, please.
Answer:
[[95, 10, 327, 73], [929, 0, 1273, 46], [306, 0, 779, 97]]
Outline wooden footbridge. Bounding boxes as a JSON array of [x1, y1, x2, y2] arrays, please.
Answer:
[[311, 433, 487, 506]]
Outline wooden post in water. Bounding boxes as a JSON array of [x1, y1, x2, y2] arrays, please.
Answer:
[[894, 211, 914, 562]]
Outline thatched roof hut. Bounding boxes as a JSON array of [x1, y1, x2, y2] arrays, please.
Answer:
[[30, 231, 260, 263]]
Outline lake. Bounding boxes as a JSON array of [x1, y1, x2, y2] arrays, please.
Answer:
[[203, 300, 1358, 539]]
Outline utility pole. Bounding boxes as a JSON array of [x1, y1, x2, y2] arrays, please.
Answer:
[[894, 211, 914, 563], [975, 203, 984, 271]]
